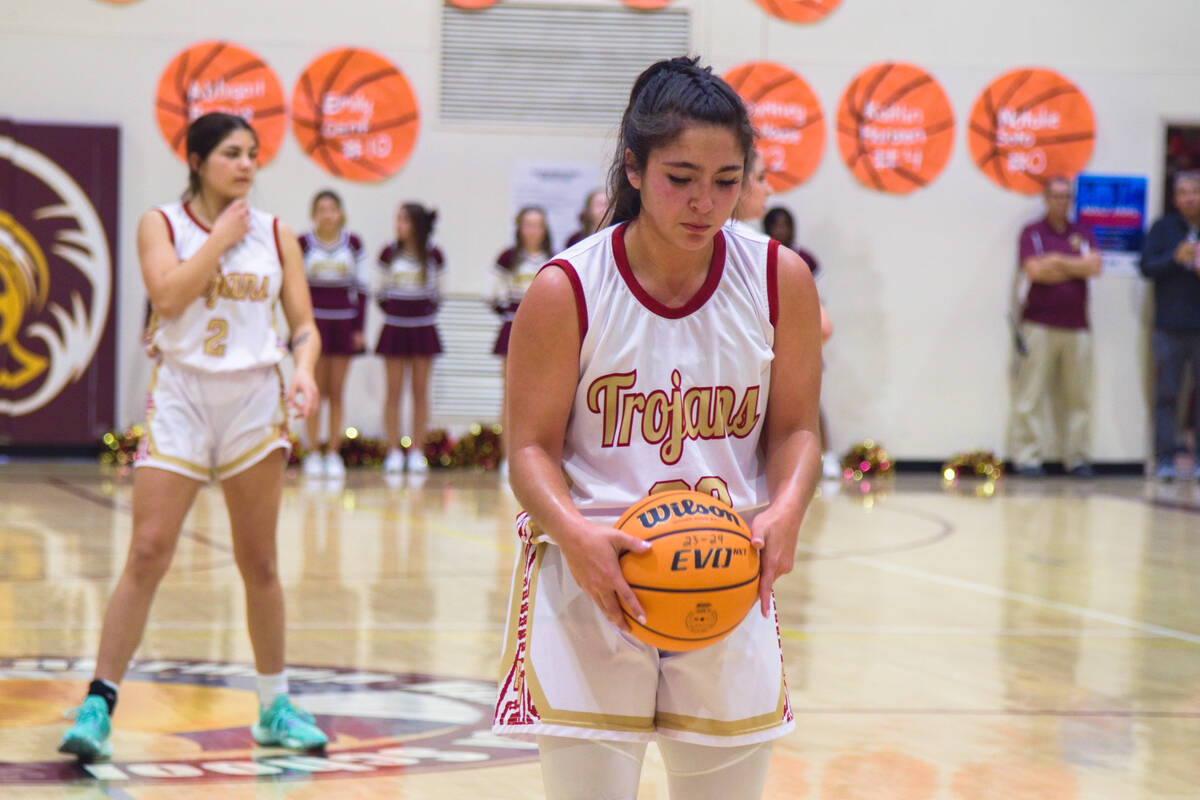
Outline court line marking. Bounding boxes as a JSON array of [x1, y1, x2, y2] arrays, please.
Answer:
[[44, 477, 234, 555], [821, 548, 1200, 645]]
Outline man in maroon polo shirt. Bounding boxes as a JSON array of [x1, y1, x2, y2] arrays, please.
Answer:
[[1011, 176, 1103, 477]]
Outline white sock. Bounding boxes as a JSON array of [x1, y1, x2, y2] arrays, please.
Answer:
[[256, 671, 288, 708]]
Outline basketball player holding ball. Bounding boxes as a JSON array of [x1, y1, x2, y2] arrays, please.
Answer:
[[59, 112, 327, 760], [493, 57, 823, 798]]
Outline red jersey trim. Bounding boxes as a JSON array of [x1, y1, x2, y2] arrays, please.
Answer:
[[541, 259, 588, 345], [767, 239, 780, 328], [611, 222, 726, 319], [182, 201, 212, 233], [156, 209, 175, 247], [272, 217, 284, 267]]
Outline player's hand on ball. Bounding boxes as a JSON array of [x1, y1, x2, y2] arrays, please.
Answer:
[[287, 369, 319, 419], [750, 506, 799, 618], [558, 521, 650, 632]]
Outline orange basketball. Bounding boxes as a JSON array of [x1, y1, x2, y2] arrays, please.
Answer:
[[968, 68, 1095, 195], [154, 41, 287, 165], [753, 0, 843, 24], [291, 48, 420, 183], [836, 62, 955, 194], [724, 61, 826, 192], [616, 490, 759, 651]]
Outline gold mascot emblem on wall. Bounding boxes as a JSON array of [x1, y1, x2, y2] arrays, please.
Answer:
[[0, 210, 51, 390], [0, 134, 112, 417]]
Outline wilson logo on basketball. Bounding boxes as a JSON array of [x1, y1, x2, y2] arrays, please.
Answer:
[[636, 496, 743, 529], [587, 370, 760, 465]]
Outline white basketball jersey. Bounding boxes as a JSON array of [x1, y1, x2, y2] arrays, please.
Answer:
[[147, 202, 286, 372], [556, 223, 779, 524]]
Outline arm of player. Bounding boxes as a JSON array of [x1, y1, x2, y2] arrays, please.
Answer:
[[752, 246, 823, 618], [137, 200, 250, 319], [277, 220, 321, 419], [506, 265, 650, 631]]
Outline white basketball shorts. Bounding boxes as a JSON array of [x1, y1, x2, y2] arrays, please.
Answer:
[[135, 360, 290, 482], [493, 513, 795, 748]]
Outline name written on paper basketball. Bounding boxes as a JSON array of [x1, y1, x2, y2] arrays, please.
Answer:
[[587, 369, 761, 464]]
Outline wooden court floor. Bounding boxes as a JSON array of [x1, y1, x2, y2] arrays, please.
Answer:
[[1, 462, 1198, 798]]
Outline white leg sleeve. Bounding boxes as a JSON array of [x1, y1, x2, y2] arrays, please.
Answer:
[[658, 738, 773, 800], [538, 735, 648, 800]]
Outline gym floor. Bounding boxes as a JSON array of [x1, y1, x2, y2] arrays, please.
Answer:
[[1, 463, 1197, 798]]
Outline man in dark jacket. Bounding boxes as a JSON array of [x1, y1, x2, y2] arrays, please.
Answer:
[[1140, 171, 1200, 479]]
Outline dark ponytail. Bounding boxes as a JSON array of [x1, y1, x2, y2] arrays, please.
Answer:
[[184, 112, 256, 200], [605, 56, 755, 226], [401, 202, 438, 283]]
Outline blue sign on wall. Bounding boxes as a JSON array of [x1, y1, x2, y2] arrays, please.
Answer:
[[1074, 174, 1147, 253]]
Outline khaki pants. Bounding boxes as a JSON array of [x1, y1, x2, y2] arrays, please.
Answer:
[[1010, 321, 1093, 469]]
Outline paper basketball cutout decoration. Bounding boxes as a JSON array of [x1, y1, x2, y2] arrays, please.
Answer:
[[155, 41, 286, 165], [753, 0, 843, 23], [291, 48, 420, 182], [616, 490, 760, 651], [836, 62, 956, 194], [725, 61, 826, 192], [968, 68, 1096, 194]]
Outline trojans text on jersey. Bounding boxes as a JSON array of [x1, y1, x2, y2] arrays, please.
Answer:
[[586, 369, 761, 465], [204, 272, 271, 309]]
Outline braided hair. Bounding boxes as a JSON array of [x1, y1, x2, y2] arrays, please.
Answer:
[[605, 57, 756, 226]]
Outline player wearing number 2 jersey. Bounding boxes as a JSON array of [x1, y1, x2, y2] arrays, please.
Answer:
[[493, 58, 823, 800], [59, 112, 327, 763]]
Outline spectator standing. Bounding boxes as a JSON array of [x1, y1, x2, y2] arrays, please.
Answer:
[[1011, 176, 1102, 477], [1140, 171, 1200, 479]]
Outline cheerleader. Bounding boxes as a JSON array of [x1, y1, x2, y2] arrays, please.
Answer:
[[376, 203, 443, 474], [564, 188, 609, 248], [491, 206, 551, 473], [299, 190, 368, 478]]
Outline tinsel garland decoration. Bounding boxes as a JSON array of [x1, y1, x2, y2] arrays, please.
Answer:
[[449, 423, 503, 470], [840, 440, 894, 482], [941, 450, 1004, 497], [941, 451, 1004, 482], [99, 424, 144, 468], [101, 424, 504, 471]]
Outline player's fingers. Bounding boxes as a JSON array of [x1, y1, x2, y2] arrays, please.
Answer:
[[613, 578, 646, 627], [616, 533, 651, 554], [758, 562, 776, 618], [599, 592, 630, 632]]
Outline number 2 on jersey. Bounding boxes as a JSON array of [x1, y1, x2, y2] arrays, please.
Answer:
[[650, 477, 731, 506], [204, 318, 228, 357]]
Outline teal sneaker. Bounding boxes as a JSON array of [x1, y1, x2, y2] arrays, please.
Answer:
[[251, 696, 328, 750], [58, 696, 113, 762]]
